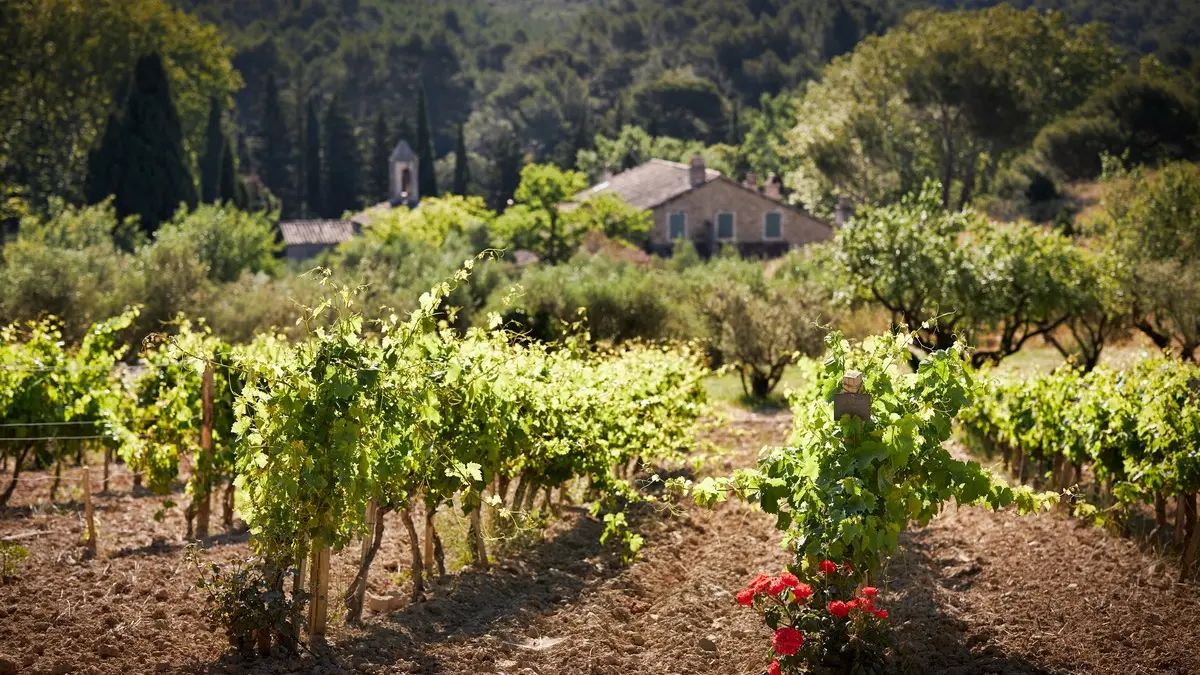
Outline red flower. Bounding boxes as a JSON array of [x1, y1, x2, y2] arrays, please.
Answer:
[[875, 609, 888, 620], [772, 627, 805, 656], [842, 562, 854, 574], [736, 588, 755, 607], [828, 600, 849, 618], [767, 661, 782, 675], [861, 586, 877, 598], [750, 574, 773, 594], [779, 571, 799, 588], [861, 597, 875, 611], [818, 560, 838, 575], [846, 599, 860, 611], [768, 577, 788, 595], [791, 583, 813, 602]]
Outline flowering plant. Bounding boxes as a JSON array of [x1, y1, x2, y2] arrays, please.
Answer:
[[738, 561, 890, 675]]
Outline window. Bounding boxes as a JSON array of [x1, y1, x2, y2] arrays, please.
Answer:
[[668, 211, 686, 239], [764, 211, 782, 239], [716, 212, 735, 240]]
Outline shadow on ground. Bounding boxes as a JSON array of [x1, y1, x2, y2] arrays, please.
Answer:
[[192, 504, 623, 674], [887, 529, 1051, 675]]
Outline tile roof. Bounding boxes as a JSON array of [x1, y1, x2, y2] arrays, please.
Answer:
[[278, 220, 355, 246], [389, 140, 416, 162], [575, 158, 720, 210]]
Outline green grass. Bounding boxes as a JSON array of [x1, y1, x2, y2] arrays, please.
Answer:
[[703, 365, 810, 411], [990, 340, 1157, 376]]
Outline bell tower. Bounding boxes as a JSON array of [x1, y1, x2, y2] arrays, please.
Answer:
[[388, 140, 419, 206]]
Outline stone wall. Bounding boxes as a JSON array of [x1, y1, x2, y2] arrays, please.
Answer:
[[647, 178, 831, 257]]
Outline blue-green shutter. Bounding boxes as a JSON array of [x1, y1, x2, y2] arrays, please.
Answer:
[[669, 212, 686, 239], [717, 212, 734, 239], [765, 212, 782, 238]]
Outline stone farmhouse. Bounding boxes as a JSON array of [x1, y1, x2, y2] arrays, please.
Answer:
[[575, 156, 831, 257], [277, 140, 420, 261]]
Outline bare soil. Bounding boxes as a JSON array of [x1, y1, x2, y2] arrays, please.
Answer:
[[2, 409, 1198, 675]]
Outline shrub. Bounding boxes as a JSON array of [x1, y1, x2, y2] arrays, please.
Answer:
[[697, 278, 828, 398], [191, 551, 307, 657], [737, 563, 890, 675], [0, 201, 132, 341], [160, 204, 280, 283], [0, 541, 29, 583], [494, 251, 698, 343]]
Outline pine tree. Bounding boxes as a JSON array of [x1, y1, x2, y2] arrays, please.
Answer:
[[453, 122, 469, 195], [85, 112, 122, 206], [416, 86, 438, 198], [305, 98, 322, 217], [219, 134, 237, 204], [260, 73, 292, 211], [112, 53, 197, 234], [323, 95, 361, 218], [370, 111, 391, 202], [200, 97, 224, 203]]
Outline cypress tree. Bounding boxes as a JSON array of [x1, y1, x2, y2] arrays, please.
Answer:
[[260, 73, 292, 210], [570, 104, 591, 169], [488, 128, 523, 210], [85, 112, 122, 206], [200, 97, 224, 203], [370, 111, 391, 202], [416, 86, 438, 198], [112, 53, 197, 234], [323, 95, 361, 218], [305, 98, 322, 217], [453, 122, 469, 195], [219, 134, 237, 204]]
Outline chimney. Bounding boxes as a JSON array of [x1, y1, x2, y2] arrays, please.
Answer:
[[689, 155, 706, 188], [764, 173, 781, 199], [743, 172, 758, 191], [835, 196, 853, 227]]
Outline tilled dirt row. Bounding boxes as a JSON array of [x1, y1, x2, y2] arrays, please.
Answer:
[[2, 410, 1199, 674]]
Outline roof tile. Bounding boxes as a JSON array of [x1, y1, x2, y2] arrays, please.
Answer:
[[278, 220, 355, 246]]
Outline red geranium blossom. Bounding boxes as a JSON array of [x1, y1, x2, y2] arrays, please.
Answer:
[[772, 627, 805, 656], [750, 574, 773, 594], [861, 586, 877, 598], [736, 588, 755, 607], [875, 609, 889, 620], [767, 660, 782, 675], [846, 599, 860, 611], [792, 583, 813, 602], [779, 571, 799, 588], [828, 600, 849, 618], [818, 560, 838, 575], [842, 562, 854, 573]]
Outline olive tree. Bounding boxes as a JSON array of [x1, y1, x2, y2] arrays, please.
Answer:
[[1087, 161, 1200, 360]]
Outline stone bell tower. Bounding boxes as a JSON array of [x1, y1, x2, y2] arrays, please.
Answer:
[[388, 140, 419, 207]]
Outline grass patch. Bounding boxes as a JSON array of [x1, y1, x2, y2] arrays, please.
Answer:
[[703, 365, 810, 411]]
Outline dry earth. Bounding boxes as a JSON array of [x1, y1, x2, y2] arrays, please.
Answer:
[[2, 409, 1198, 675]]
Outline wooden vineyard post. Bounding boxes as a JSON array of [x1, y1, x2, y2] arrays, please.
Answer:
[[307, 543, 331, 636], [195, 366, 215, 539], [82, 466, 97, 559]]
